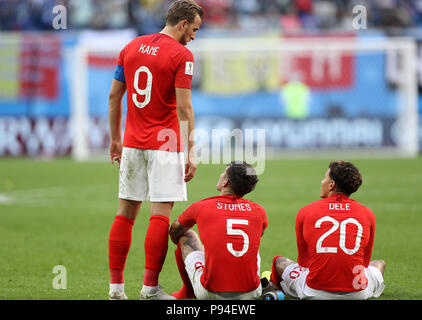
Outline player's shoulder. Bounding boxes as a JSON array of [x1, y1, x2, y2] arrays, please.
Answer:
[[241, 197, 266, 212], [118, 35, 142, 54], [299, 198, 325, 212], [152, 33, 192, 54], [296, 198, 326, 222], [185, 196, 219, 210], [172, 42, 194, 60], [195, 195, 226, 205], [162, 36, 194, 59], [121, 33, 157, 47], [124, 34, 153, 47], [183, 196, 221, 216], [349, 198, 375, 217]]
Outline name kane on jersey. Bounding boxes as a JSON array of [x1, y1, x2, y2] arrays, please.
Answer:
[[138, 43, 160, 56]]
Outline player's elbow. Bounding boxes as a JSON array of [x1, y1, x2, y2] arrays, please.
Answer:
[[109, 89, 124, 102], [109, 80, 126, 102], [177, 103, 193, 113]]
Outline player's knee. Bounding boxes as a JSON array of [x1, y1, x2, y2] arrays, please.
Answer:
[[378, 260, 386, 273], [117, 199, 142, 220], [274, 256, 294, 276], [150, 201, 174, 217], [370, 259, 386, 275]]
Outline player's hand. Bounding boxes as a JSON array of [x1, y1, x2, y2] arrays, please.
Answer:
[[109, 139, 122, 167], [184, 157, 197, 182]]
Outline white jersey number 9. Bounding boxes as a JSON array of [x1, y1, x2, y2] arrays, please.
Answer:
[[226, 219, 249, 257], [132, 66, 152, 108], [315, 216, 363, 255]]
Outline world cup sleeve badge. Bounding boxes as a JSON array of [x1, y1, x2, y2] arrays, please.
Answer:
[[185, 61, 194, 75]]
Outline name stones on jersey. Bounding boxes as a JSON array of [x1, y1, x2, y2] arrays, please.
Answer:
[[216, 202, 252, 212]]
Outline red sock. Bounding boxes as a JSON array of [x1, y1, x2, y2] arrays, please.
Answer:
[[108, 215, 134, 284], [143, 215, 170, 287], [171, 242, 195, 299], [271, 255, 283, 290]]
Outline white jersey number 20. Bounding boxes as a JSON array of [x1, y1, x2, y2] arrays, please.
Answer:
[[315, 216, 363, 255], [132, 66, 152, 108]]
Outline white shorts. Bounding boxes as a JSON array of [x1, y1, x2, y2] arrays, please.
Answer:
[[118, 147, 187, 202], [280, 263, 385, 300], [185, 251, 262, 300]]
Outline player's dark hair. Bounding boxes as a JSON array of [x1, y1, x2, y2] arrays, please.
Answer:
[[225, 161, 259, 197], [328, 160, 362, 196], [166, 0, 203, 26]]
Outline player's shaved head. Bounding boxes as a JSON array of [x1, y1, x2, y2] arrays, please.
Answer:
[[166, 0, 203, 26], [225, 161, 259, 197], [328, 160, 362, 196]]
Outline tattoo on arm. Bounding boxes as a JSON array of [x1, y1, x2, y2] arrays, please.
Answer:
[[180, 234, 202, 252], [170, 221, 204, 259], [179, 231, 204, 260]]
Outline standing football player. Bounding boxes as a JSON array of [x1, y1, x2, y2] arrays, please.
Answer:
[[267, 160, 385, 299], [107, 0, 203, 300], [169, 161, 268, 299]]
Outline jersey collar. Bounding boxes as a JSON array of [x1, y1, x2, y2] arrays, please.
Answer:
[[328, 193, 350, 201]]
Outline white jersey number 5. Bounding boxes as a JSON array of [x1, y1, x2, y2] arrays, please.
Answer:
[[226, 219, 249, 257], [132, 66, 152, 108], [315, 216, 363, 255]]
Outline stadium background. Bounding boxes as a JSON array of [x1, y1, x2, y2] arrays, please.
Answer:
[[0, 0, 421, 300]]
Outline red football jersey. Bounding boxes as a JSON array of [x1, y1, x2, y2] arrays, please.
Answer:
[[178, 195, 268, 293], [117, 33, 194, 152], [296, 193, 376, 291]]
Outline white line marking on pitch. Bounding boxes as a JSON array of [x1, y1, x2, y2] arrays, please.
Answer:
[[0, 184, 115, 208], [0, 194, 14, 204]]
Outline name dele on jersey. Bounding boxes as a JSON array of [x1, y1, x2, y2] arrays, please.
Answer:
[[329, 203, 351, 211]]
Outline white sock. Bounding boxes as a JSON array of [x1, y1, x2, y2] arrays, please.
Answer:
[[110, 283, 125, 293], [141, 285, 159, 294]]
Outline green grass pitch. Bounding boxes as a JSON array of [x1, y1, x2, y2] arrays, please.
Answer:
[[0, 157, 421, 300]]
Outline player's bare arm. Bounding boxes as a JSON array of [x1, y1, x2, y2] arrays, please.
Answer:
[[108, 79, 126, 165], [178, 230, 204, 260], [175, 87, 196, 182]]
